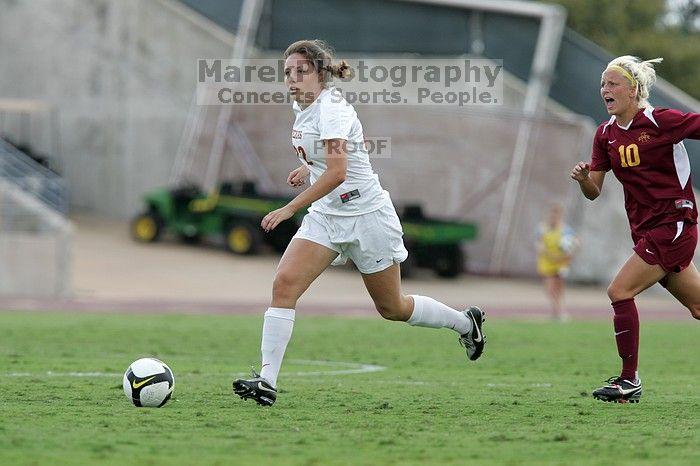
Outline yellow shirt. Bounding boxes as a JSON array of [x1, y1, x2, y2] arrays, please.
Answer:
[[537, 223, 571, 277]]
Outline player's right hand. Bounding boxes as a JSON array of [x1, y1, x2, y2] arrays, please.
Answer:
[[287, 165, 310, 187], [261, 205, 295, 232], [570, 162, 590, 182]]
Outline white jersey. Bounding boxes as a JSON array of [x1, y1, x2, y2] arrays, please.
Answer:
[[291, 87, 388, 215]]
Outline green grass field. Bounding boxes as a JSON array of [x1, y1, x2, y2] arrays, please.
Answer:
[[1, 311, 699, 466]]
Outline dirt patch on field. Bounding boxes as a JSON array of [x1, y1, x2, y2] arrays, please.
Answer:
[[0, 215, 690, 321]]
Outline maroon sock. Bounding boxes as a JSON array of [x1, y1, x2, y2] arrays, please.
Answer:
[[612, 298, 639, 381]]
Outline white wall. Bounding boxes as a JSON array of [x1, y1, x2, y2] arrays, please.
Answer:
[[0, 181, 73, 297], [0, 0, 649, 284], [0, 0, 234, 217]]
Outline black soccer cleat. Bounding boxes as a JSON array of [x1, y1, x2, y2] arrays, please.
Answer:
[[459, 306, 486, 361], [233, 369, 277, 406], [592, 376, 642, 403]]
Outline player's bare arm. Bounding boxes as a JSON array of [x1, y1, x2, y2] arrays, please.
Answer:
[[571, 162, 605, 200], [262, 139, 347, 232]]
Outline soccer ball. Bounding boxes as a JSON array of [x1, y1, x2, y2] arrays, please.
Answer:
[[123, 358, 175, 407], [559, 235, 579, 255]]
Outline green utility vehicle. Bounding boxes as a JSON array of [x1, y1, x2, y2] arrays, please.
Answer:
[[398, 205, 477, 278], [131, 182, 477, 278], [130, 182, 302, 255]]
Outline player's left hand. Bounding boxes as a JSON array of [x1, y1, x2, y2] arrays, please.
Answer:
[[261, 205, 296, 232], [287, 165, 310, 187]]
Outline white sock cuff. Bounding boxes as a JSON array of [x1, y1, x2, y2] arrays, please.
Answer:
[[406, 295, 425, 326], [265, 307, 295, 321]]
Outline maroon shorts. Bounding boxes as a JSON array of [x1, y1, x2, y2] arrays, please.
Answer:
[[633, 221, 698, 281]]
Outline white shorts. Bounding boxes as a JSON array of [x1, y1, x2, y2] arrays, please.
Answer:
[[293, 202, 408, 274]]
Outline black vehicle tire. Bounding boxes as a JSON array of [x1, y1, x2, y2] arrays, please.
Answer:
[[130, 211, 163, 243], [433, 245, 464, 278], [225, 219, 263, 255]]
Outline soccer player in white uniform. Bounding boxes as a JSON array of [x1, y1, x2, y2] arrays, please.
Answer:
[[233, 40, 486, 406]]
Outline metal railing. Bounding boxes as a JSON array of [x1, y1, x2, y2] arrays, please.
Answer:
[[0, 138, 69, 215]]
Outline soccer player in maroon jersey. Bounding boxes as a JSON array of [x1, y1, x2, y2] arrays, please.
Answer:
[[571, 55, 700, 403]]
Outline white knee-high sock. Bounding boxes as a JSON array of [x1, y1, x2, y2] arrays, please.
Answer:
[[406, 295, 472, 335], [259, 307, 295, 388]]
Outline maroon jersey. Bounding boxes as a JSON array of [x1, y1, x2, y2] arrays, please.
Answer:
[[590, 107, 700, 239]]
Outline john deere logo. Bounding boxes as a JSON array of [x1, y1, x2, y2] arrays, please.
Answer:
[[638, 132, 651, 143]]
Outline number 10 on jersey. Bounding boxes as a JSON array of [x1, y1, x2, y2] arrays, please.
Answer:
[[618, 143, 640, 168]]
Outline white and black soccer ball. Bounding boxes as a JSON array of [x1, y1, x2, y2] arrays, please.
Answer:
[[123, 358, 175, 408], [559, 235, 579, 255]]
